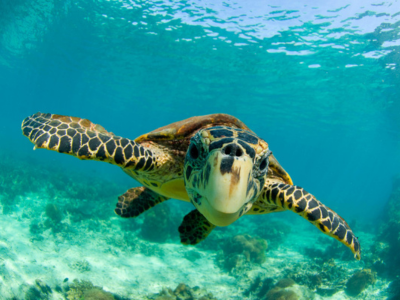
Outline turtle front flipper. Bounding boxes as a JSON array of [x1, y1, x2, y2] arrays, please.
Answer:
[[115, 187, 169, 218], [260, 182, 361, 260], [179, 209, 216, 245], [21, 112, 155, 170]]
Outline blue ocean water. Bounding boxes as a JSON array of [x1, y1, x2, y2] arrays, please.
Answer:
[[1, 0, 400, 299]]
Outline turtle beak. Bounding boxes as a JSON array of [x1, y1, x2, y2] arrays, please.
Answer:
[[191, 145, 259, 226]]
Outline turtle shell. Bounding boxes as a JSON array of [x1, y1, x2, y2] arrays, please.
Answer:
[[135, 113, 252, 143]]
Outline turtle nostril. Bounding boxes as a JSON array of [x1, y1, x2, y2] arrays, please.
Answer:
[[222, 144, 243, 157], [224, 145, 232, 155]]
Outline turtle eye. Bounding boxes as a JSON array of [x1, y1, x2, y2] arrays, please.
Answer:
[[259, 157, 268, 172], [189, 143, 199, 159]]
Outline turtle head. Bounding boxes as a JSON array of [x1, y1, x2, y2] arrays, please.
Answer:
[[184, 126, 271, 226]]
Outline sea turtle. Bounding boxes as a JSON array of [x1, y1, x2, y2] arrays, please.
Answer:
[[21, 112, 361, 259]]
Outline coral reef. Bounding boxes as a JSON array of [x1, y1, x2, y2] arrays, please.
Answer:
[[283, 258, 346, 296], [244, 276, 275, 298], [219, 234, 268, 271], [243, 275, 314, 300], [25, 279, 52, 300], [345, 269, 376, 297], [0, 148, 394, 300], [264, 277, 316, 300], [82, 288, 115, 300], [68, 260, 92, 272], [265, 287, 298, 300], [220, 252, 248, 273], [66, 279, 95, 300], [65, 279, 115, 300], [147, 283, 217, 300], [245, 277, 300, 300], [275, 278, 296, 289]]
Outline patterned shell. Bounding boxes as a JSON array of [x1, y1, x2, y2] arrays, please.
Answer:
[[135, 114, 252, 143]]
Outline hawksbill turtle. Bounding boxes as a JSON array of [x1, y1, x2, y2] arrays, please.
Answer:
[[21, 112, 361, 259]]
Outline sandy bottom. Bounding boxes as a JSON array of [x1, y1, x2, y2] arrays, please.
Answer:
[[0, 194, 390, 300]]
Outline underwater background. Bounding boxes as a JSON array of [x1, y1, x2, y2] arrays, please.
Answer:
[[1, 0, 400, 299]]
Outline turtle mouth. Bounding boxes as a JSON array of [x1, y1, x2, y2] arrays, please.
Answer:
[[199, 193, 253, 226], [186, 151, 259, 226]]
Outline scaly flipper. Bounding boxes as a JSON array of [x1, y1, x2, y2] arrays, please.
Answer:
[[114, 187, 169, 218], [247, 202, 286, 214], [21, 112, 155, 170], [260, 182, 361, 260], [179, 209, 216, 245]]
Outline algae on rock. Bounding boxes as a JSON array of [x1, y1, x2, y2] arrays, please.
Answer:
[[68, 260, 91, 273], [66, 279, 114, 300], [81, 288, 115, 300], [219, 234, 268, 271], [265, 288, 298, 300], [25, 279, 52, 300], [345, 269, 376, 297], [284, 258, 346, 296], [244, 276, 274, 299], [147, 283, 217, 300]]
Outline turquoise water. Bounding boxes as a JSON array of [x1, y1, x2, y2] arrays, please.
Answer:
[[1, 0, 400, 299]]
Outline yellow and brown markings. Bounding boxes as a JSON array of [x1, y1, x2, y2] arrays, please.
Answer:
[[260, 182, 361, 260], [122, 145, 186, 197], [247, 201, 286, 215], [115, 186, 168, 218], [268, 155, 293, 185], [135, 113, 252, 143], [178, 209, 216, 245], [21, 112, 157, 171], [201, 126, 268, 158]]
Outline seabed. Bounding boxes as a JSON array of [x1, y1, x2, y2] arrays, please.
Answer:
[[0, 195, 392, 299], [0, 156, 397, 300]]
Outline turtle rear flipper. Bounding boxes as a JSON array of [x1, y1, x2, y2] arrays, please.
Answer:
[[260, 183, 361, 260], [21, 112, 155, 170], [115, 187, 169, 218], [179, 209, 216, 245]]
